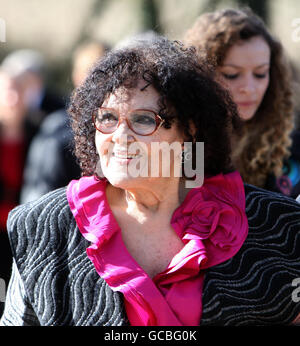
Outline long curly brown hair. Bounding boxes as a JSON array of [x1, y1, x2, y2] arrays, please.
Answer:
[[183, 8, 294, 188]]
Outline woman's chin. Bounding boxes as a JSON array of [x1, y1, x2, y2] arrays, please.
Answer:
[[106, 172, 145, 190], [102, 159, 149, 189], [238, 108, 257, 121]]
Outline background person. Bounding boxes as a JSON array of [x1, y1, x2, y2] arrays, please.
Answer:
[[20, 41, 110, 204], [1, 36, 300, 326], [183, 8, 299, 197], [0, 49, 63, 316], [0, 49, 65, 131]]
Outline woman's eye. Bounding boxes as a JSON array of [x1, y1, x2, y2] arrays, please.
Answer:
[[132, 115, 155, 125], [136, 116, 153, 124], [222, 73, 238, 80], [100, 113, 118, 122], [254, 73, 267, 79]]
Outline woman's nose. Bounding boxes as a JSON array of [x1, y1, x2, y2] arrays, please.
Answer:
[[111, 119, 134, 144], [238, 76, 256, 94]]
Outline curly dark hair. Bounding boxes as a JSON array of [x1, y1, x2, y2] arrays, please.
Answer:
[[68, 36, 240, 178], [183, 8, 294, 187]]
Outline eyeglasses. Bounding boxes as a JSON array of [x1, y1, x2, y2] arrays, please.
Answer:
[[93, 107, 165, 136]]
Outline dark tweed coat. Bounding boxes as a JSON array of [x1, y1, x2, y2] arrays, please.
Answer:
[[1, 184, 300, 326]]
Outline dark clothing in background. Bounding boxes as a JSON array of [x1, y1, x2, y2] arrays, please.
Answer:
[[0, 139, 24, 230], [0, 140, 24, 314], [23, 89, 65, 141], [20, 109, 81, 204], [266, 130, 300, 198], [288, 129, 300, 197]]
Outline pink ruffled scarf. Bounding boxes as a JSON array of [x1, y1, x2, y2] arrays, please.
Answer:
[[67, 171, 248, 326]]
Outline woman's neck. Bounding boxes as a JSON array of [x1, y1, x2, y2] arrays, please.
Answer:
[[107, 178, 190, 220]]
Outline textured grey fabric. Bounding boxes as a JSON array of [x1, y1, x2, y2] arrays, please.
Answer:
[[0, 260, 40, 326], [201, 184, 300, 325], [1, 183, 300, 326], [1, 187, 129, 326]]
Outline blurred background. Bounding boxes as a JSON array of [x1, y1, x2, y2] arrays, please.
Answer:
[[0, 0, 299, 98]]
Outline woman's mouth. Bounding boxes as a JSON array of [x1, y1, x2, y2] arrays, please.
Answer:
[[237, 101, 256, 107], [112, 152, 140, 159], [110, 151, 141, 165]]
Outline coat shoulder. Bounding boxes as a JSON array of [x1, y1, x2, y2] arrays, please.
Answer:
[[7, 187, 77, 264]]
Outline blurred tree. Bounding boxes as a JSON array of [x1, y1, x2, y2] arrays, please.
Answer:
[[54, 0, 110, 96], [237, 0, 269, 22], [141, 0, 161, 33], [76, 0, 110, 45], [200, 0, 269, 23], [201, 0, 223, 12]]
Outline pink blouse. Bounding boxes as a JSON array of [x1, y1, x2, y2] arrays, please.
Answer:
[[67, 172, 248, 326]]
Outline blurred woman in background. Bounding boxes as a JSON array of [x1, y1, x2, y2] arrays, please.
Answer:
[[183, 8, 300, 197]]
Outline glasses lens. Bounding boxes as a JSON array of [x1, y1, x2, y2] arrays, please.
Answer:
[[96, 109, 118, 133], [129, 110, 157, 135]]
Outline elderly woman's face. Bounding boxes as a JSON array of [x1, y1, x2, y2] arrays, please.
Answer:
[[95, 80, 185, 189]]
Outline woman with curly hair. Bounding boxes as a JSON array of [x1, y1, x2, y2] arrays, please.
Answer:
[[1, 35, 300, 326], [183, 8, 299, 196]]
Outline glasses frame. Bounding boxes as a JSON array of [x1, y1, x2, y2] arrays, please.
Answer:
[[93, 107, 165, 136]]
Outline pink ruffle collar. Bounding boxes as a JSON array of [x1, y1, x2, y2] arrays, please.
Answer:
[[67, 171, 248, 326]]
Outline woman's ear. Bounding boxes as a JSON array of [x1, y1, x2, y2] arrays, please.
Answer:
[[181, 120, 196, 147], [189, 120, 196, 141]]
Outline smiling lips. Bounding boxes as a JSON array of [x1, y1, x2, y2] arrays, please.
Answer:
[[110, 152, 141, 166], [112, 151, 140, 159]]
